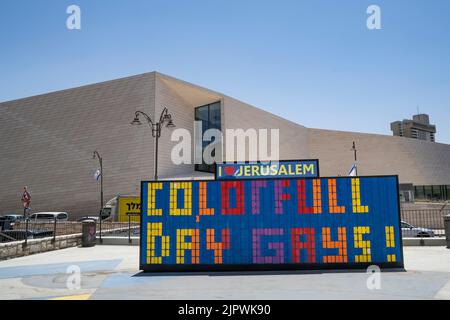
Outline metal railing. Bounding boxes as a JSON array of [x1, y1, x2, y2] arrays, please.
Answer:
[[98, 213, 140, 242], [0, 218, 83, 244], [2, 210, 447, 244], [1, 214, 142, 244], [400, 209, 449, 237]]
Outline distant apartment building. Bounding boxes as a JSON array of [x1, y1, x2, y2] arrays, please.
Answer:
[[391, 114, 436, 142]]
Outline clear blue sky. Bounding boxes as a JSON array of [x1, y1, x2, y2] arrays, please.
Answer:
[[1, 0, 449, 143]]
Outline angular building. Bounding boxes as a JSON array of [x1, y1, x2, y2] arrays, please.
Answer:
[[391, 114, 437, 142], [1, 72, 450, 218]]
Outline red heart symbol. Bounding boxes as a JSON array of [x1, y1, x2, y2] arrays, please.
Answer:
[[224, 166, 236, 176]]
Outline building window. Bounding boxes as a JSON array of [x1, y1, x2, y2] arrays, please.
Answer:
[[414, 185, 450, 202], [431, 186, 442, 201], [423, 186, 432, 200], [195, 102, 221, 173], [414, 186, 425, 201]]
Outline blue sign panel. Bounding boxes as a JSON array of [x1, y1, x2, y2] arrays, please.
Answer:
[[215, 160, 319, 180], [140, 176, 403, 272]]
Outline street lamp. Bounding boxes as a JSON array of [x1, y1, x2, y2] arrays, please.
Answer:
[[131, 107, 175, 181], [92, 151, 104, 212], [351, 141, 358, 176]]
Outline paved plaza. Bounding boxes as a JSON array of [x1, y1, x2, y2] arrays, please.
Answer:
[[0, 246, 449, 300]]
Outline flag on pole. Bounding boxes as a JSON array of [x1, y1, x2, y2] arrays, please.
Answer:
[[348, 164, 357, 177], [93, 169, 101, 181]]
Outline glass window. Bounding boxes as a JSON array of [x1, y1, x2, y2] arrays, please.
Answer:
[[401, 222, 412, 229], [36, 214, 54, 219], [432, 186, 442, 201], [416, 185, 450, 202], [57, 213, 68, 220], [440, 185, 446, 201], [424, 186, 432, 201], [414, 186, 425, 201], [209, 103, 221, 129], [195, 106, 209, 123], [195, 102, 221, 173]]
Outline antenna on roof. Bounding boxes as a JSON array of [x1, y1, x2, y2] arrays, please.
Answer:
[[417, 105, 420, 115]]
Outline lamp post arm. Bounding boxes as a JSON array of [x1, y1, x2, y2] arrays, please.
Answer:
[[135, 111, 155, 126], [93, 150, 102, 162], [158, 107, 169, 124], [132, 108, 173, 181]]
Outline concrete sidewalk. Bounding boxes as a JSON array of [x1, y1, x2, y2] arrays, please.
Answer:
[[0, 246, 449, 300]]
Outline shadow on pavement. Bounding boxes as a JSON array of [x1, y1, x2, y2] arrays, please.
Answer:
[[132, 268, 406, 278]]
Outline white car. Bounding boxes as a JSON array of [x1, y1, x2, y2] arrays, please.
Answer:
[[401, 221, 435, 238], [29, 212, 69, 222]]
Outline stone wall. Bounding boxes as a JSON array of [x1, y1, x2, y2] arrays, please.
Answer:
[[0, 234, 82, 261]]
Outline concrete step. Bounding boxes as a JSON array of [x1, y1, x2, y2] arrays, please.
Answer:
[[97, 236, 139, 246]]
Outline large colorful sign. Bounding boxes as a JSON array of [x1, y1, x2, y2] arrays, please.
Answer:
[[215, 160, 319, 180], [140, 176, 403, 271]]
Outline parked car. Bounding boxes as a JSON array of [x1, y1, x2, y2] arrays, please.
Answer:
[[0, 214, 25, 231], [77, 216, 100, 222], [2, 214, 25, 223], [0, 218, 11, 231], [29, 212, 69, 222], [76, 211, 111, 222], [401, 221, 435, 238]]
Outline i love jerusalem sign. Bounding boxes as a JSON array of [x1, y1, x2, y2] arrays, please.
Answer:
[[215, 160, 319, 180]]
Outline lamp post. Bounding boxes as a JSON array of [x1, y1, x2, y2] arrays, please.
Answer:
[[351, 141, 358, 176], [92, 151, 104, 213], [131, 108, 175, 181]]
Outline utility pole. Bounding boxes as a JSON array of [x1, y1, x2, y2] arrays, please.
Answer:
[[92, 151, 104, 212], [93, 150, 104, 244]]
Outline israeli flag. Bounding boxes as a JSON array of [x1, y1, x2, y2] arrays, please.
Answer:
[[93, 169, 101, 181], [348, 164, 357, 177]]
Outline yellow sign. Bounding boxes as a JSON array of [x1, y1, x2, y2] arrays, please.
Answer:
[[118, 197, 141, 222]]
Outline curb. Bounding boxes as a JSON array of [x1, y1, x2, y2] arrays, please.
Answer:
[[403, 237, 447, 246], [96, 236, 139, 246]]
